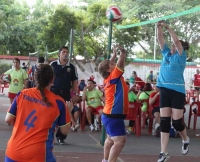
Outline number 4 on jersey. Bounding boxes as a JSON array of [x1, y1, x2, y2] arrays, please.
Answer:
[[24, 110, 37, 132]]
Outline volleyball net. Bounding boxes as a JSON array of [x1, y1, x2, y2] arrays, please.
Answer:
[[116, 6, 200, 91]]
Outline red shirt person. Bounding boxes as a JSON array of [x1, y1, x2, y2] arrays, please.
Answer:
[[193, 69, 200, 91]]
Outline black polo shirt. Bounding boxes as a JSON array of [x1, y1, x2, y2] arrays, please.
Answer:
[[50, 60, 78, 90]]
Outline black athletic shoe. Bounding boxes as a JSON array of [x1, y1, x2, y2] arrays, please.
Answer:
[[57, 138, 66, 145], [157, 152, 170, 162]]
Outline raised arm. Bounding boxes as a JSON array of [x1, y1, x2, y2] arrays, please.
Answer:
[[110, 45, 117, 63], [116, 45, 126, 70], [157, 22, 165, 50], [162, 23, 183, 55]]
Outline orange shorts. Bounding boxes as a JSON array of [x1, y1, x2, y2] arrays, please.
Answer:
[[88, 106, 103, 114], [8, 92, 17, 99]]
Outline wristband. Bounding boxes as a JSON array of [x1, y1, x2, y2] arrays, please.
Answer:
[[74, 93, 79, 95]]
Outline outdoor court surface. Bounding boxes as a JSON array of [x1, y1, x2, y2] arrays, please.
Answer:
[[0, 94, 200, 162]]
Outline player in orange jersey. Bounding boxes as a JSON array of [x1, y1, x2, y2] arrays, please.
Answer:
[[98, 45, 128, 162], [5, 64, 71, 162]]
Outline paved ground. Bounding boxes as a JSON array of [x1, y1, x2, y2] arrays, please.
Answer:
[[0, 90, 200, 162]]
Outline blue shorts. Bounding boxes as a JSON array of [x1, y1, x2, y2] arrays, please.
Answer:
[[102, 114, 126, 137], [5, 156, 16, 162]]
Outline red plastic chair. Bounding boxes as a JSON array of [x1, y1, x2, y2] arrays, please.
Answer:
[[1, 82, 9, 93], [188, 102, 200, 130], [186, 90, 199, 104], [126, 102, 142, 137], [80, 101, 102, 131]]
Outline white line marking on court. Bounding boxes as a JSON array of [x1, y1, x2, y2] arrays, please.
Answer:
[[117, 157, 125, 162], [88, 134, 100, 144], [88, 134, 125, 162], [2, 104, 10, 107]]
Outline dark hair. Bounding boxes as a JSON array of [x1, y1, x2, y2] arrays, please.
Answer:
[[34, 64, 54, 106], [98, 60, 110, 79], [22, 62, 25, 66], [132, 71, 137, 76], [87, 79, 96, 84], [37, 56, 45, 63], [126, 81, 130, 86], [13, 58, 20, 64], [143, 83, 152, 91], [179, 40, 190, 51], [59, 46, 69, 53]]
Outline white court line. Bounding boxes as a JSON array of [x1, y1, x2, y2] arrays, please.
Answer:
[[88, 134, 100, 144], [88, 134, 125, 162], [2, 104, 10, 107]]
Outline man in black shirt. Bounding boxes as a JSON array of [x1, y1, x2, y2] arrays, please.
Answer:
[[50, 46, 79, 145]]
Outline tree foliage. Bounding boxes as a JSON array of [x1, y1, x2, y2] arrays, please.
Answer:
[[0, 0, 199, 63]]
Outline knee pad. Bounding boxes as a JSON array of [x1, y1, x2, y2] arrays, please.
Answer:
[[172, 118, 185, 132], [160, 117, 171, 133]]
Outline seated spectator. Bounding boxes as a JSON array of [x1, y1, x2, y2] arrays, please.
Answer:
[[82, 79, 104, 131], [126, 82, 138, 134], [78, 79, 86, 91], [149, 86, 161, 137], [70, 95, 82, 132], [89, 75, 95, 81], [134, 73, 145, 91], [130, 71, 136, 87], [138, 83, 154, 112]]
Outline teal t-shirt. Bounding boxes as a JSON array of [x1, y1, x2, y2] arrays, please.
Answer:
[[156, 44, 186, 94], [130, 76, 135, 84]]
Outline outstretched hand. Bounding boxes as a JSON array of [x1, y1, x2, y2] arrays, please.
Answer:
[[157, 20, 168, 29], [116, 44, 126, 53]]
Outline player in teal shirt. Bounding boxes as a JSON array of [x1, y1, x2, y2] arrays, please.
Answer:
[[156, 21, 190, 162]]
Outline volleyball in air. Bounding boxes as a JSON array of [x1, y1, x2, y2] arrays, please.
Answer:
[[106, 6, 122, 22]]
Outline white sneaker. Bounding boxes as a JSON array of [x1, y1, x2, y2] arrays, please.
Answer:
[[90, 124, 95, 131], [152, 129, 156, 136], [74, 124, 80, 130], [182, 136, 190, 155], [157, 152, 170, 162], [71, 126, 77, 132]]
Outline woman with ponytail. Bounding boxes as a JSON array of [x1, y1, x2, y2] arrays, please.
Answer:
[[5, 64, 71, 162]]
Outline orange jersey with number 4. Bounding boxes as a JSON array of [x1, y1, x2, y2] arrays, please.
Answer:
[[6, 88, 70, 162]]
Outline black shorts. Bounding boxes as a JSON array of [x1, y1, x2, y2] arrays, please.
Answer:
[[152, 106, 160, 115], [160, 87, 185, 109], [71, 105, 80, 114]]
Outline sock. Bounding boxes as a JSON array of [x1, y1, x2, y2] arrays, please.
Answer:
[[102, 159, 108, 162]]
